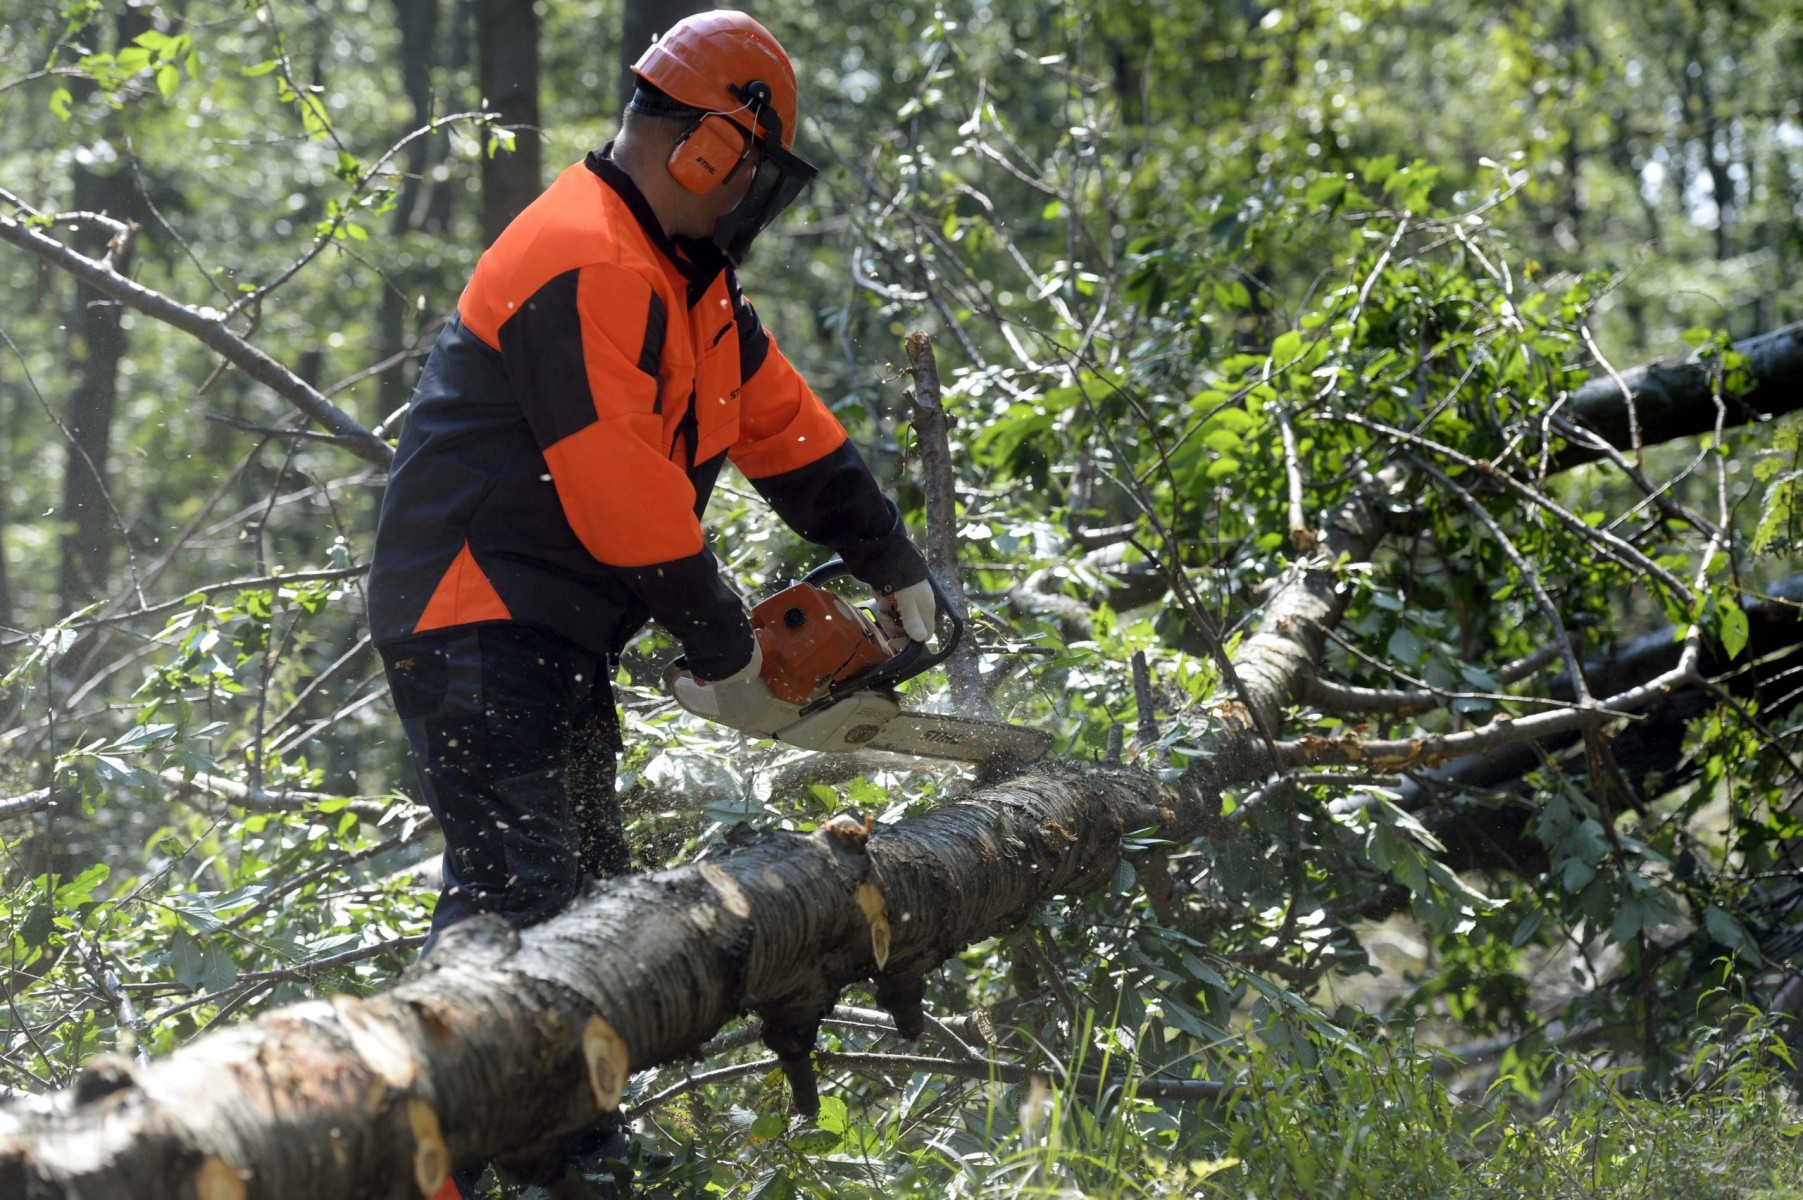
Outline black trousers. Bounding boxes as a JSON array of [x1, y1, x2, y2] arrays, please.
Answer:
[[380, 623, 629, 943]]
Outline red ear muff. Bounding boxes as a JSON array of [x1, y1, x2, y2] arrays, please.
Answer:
[[668, 114, 751, 194]]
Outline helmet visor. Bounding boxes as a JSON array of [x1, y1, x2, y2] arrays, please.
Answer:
[[711, 141, 819, 265]]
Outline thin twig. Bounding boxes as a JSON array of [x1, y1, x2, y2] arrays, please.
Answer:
[[905, 331, 987, 714]]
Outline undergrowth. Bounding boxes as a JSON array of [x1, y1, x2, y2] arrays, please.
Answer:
[[577, 1009, 1803, 1200]]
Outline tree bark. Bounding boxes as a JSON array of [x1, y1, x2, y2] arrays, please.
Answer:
[[1556, 321, 1803, 469], [55, 164, 135, 613], [0, 775, 1183, 1199], [473, 0, 541, 247], [617, 0, 711, 109], [376, 0, 441, 414], [54, 6, 152, 613]]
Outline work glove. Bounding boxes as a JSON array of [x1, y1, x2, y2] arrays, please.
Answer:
[[874, 577, 936, 643], [671, 636, 789, 734]]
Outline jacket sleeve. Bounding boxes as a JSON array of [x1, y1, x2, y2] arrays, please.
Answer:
[[500, 262, 753, 678], [728, 293, 928, 595]]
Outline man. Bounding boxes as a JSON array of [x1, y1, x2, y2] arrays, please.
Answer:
[[365, 10, 934, 1194]]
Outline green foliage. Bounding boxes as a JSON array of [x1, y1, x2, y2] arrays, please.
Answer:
[[4, 0, 1803, 1189], [601, 1003, 1803, 1200]]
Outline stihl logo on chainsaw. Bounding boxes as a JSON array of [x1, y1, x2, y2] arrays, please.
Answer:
[[916, 728, 964, 745]]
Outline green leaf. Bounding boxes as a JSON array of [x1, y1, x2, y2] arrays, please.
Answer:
[[1305, 176, 1346, 207], [1361, 154, 1398, 185], [1270, 330, 1303, 363], [1386, 626, 1424, 663], [199, 943, 238, 993], [1510, 909, 1544, 950], [48, 87, 73, 120], [170, 928, 203, 988], [54, 863, 110, 906], [1206, 406, 1256, 434], [788, 1124, 842, 1154], [746, 1167, 793, 1200], [20, 904, 54, 951], [814, 1095, 849, 1135], [1704, 904, 1756, 960], [1718, 602, 1749, 660], [171, 903, 226, 934]]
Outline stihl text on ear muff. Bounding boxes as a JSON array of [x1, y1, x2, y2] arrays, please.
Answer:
[[668, 112, 752, 195]]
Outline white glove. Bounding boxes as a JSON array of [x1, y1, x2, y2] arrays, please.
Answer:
[[698, 635, 764, 686], [875, 578, 936, 643], [672, 638, 788, 733]]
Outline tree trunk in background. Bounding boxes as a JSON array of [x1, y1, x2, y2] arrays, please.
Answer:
[[378, 0, 441, 415], [55, 10, 151, 615], [617, 0, 711, 108], [390, 0, 440, 234], [55, 170, 131, 613], [0, 392, 12, 633], [474, 0, 541, 247], [422, 0, 473, 233]]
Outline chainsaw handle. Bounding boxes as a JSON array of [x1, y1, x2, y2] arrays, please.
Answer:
[[800, 558, 963, 704]]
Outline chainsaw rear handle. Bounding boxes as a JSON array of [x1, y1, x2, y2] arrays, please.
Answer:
[[800, 558, 963, 709]]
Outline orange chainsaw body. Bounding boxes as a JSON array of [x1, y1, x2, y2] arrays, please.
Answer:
[[751, 582, 895, 705]]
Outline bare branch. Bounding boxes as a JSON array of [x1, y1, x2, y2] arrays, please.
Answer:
[[223, 112, 496, 321], [0, 211, 391, 465], [0, 566, 366, 648], [905, 330, 987, 713]]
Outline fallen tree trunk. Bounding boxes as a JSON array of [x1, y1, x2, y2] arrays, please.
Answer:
[[0, 484, 1392, 1198], [0, 772, 1187, 1200], [1356, 578, 1803, 882], [1556, 321, 1803, 469]]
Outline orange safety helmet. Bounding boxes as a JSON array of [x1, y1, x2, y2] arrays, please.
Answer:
[[630, 9, 819, 263], [632, 10, 800, 150]]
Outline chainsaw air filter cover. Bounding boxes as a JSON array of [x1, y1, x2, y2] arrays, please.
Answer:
[[750, 582, 894, 705]]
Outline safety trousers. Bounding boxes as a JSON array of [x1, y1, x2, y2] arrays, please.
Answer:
[[380, 623, 629, 942]]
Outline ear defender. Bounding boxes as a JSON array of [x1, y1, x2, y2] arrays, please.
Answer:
[[668, 113, 751, 194]]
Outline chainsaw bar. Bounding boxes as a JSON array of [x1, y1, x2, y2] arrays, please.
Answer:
[[850, 711, 1053, 767]]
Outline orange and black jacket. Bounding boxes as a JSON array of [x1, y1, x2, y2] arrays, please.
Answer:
[[367, 149, 924, 678]]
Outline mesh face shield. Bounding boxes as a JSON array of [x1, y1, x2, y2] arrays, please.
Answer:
[[711, 139, 818, 265]]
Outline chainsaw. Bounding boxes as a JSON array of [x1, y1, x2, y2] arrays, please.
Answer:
[[665, 559, 1052, 768]]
